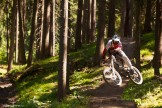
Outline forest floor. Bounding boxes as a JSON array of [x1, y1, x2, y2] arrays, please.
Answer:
[[88, 78, 137, 108], [0, 38, 138, 108], [0, 69, 17, 108], [88, 38, 138, 108]]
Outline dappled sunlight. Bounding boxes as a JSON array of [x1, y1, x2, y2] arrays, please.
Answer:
[[18, 82, 56, 103], [43, 72, 57, 81], [70, 67, 103, 88], [0, 68, 7, 76], [142, 68, 154, 80], [122, 68, 162, 107], [122, 32, 162, 107], [136, 82, 162, 107], [34, 56, 59, 66]]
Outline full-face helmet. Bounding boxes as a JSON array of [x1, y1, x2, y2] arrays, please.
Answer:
[[112, 35, 120, 45]]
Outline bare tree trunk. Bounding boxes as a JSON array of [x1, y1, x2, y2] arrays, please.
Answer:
[[143, 0, 152, 33], [82, 0, 88, 43], [7, 0, 17, 72], [18, 0, 26, 64], [22, 0, 26, 38], [6, 1, 9, 63], [91, 0, 96, 42], [68, 1, 72, 50], [120, 0, 126, 37], [41, 0, 51, 58], [86, 0, 92, 43], [40, 0, 44, 58], [108, 0, 115, 38], [52, 0, 56, 56], [27, 0, 38, 67], [124, 0, 129, 37], [134, 0, 141, 70], [49, 1, 53, 56], [36, 0, 43, 59], [75, 0, 83, 50], [129, 0, 133, 37], [124, 0, 133, 37], [153, 0, 161, 76], [15, 0, 19, 63], [58, 0, 68, 101], [94, 0, 106, 65]]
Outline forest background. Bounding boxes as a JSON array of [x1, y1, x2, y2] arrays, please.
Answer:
[[0, 0, 162, 107]]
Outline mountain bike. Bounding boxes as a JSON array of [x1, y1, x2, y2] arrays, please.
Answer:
[[102, 52, 143, 86]]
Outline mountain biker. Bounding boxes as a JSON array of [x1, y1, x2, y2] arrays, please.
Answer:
[[102, 34, 134, 74]]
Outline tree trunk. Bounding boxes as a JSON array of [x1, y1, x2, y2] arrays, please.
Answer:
[[58, 0, 68, 101], [6, 1, 9, 63], [129, 0, 133, 37], [66, 0, 72, 94], [124, 0, 133, 37], [108, 0, 115, 38], [86, 0, 92, 43], [49, 1, 54, 56], [27, 0, 38, 67], [143, 0, 152, 33], [39, 0, 44, 59], [75, 0, 83, 50], [36, 0, 43, 59], [94, 0, 106, 65], [68, 1, 72, 50], [15, 0, 19, 63], [21, 0, 27, 39], [82, 0, 88, 43], [120, 0, 126, 37], [153, 0, 161, 76], [7, 0, 17, 72], [90, 0, 96, 42], [41, 0, 51, 58], [52, 0, 56, 56], [134, 0, 141, 70], [18, 0, 26, 64]]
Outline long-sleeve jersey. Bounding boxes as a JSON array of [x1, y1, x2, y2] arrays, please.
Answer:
[[102, 39, 122, 58], [105, 39, 122, 50]]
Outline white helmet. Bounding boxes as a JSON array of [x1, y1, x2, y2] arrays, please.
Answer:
[[112, 35, 120, 45]]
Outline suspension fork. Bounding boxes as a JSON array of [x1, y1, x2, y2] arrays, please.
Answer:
[[111, 55, 116, 76]]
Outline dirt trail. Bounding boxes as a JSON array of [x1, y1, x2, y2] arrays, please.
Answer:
[[88, 78, 137, 108], [0, 76, 17, 108], [88, 38, 137, 108]]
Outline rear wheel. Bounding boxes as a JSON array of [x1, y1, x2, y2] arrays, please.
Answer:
[[103, 68, 122, 86], [129, 66, 143, 85]]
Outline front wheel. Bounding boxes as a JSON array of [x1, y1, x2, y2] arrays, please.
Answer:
[[129, 66, 143, 85], [103, 68, 122, 86]]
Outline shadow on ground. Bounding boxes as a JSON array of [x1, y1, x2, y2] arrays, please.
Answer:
[[0, 76, 17, 108], [86, 77, 137, 108]]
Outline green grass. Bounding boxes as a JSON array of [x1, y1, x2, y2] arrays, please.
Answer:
[[10, 43, 103, 108], [122, 32, 162, 108], [14, 65, 103, 108], [140, 32, 154, 60]]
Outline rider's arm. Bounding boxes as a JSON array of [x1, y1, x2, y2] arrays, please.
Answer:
[[102, 40, 111, 59], [102, 48, 107, 59]]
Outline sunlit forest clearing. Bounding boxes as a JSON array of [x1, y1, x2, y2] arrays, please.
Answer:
[[0, 0, 162, 108]]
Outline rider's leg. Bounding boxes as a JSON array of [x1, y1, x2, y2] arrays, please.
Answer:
[[118, 50, 133, 69]]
